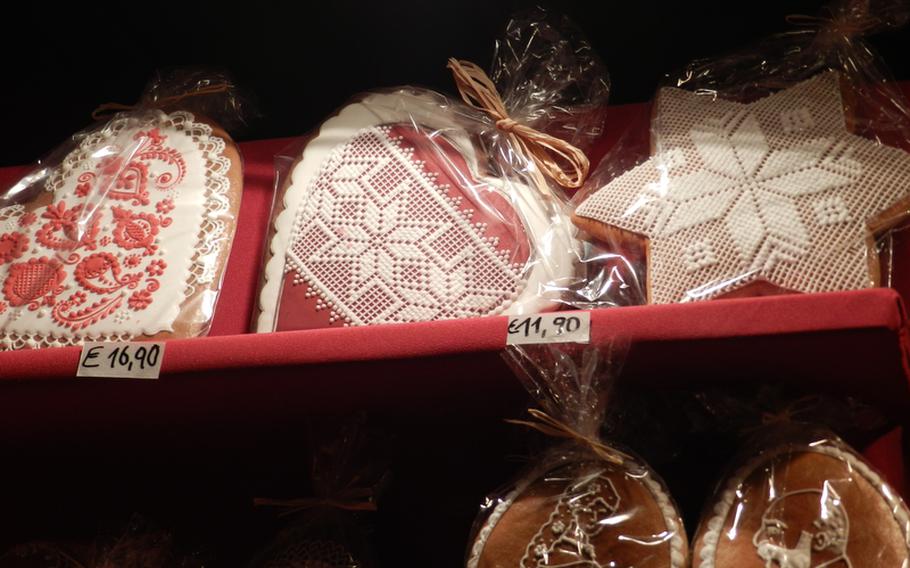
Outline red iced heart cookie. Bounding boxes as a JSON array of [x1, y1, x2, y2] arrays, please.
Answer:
[[257, 91, 574, 332]]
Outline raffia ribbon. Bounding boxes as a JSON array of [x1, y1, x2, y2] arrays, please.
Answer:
[[254, 487, 377, 518], [785, 3, 879, 41], [507, 408, 631, 465], [447, 58, 590, 193], [91, 83, 231, 121]]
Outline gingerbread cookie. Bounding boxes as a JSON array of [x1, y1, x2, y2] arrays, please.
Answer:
[[468, 459, 687, 568], [0, 110, 242, 349], [693, 435, 910, 567], [574, 72, 910, 303], [251, 538, 359, 568], [255, 90, 574, 332]]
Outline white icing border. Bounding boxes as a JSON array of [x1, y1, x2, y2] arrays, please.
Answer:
[[0, 111, 232, 349], [695, 441, 910, 568], [256, 90, 576, 332], [467, 458, 686, 568]]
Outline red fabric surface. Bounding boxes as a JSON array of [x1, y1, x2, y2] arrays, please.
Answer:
[[0, 102, 906, 472], [864, 427, 906, 498]]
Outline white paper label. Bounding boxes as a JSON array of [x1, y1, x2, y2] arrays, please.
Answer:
[[506, 312, 591, 345], [76, 341, 165, 379]]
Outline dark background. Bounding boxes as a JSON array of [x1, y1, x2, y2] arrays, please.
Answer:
[[0, 0, 908, 167]]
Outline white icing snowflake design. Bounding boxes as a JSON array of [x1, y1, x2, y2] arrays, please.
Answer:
[[284, 125, 525, 326], [576, 72, 910, 303]]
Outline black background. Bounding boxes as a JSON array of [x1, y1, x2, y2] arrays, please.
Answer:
[[0, 0, 908, 167]]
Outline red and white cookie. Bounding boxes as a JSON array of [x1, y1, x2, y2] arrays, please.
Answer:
[[255, 90, 574, 332], [0, 110, 242, 349]]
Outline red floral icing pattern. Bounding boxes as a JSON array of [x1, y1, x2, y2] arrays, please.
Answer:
[[0, 232, 29, 264], [1, 127, 185, 332]]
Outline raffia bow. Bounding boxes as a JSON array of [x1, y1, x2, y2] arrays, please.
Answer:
[[785, 0, 882, 42], [91, 83, 231, 121], [254, 487, 377, 518], [507, 408, 631, 465], [447, 58, 591, 194]]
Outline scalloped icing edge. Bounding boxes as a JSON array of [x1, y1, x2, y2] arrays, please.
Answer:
[[255, 89, 578, 332]]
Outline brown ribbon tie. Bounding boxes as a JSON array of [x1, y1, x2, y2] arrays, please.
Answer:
[[447, 58, 591, 193], [507, 407, 631, 465], [254, 487, 377, 518], [91, 83, 231, 121]]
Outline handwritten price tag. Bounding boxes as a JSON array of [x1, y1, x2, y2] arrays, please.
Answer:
[[506, 312, 591, 345], [77, 341, 165, 379]]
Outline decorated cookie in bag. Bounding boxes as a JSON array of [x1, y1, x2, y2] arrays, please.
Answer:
[[571, 1, 910, 305], [693, 427, 910, 568], [574, 71, 910, 303], [468, 346, 688, 568], [250, 418, 383, 568], [255, 9, 609, 332], [255, 90, 571, 331], [0, 81, 242, 349]]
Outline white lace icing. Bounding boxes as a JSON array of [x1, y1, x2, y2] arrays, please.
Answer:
[[576, 72, 910, 303], [695, 440, 910, 568], [467, 458, 685, 568], [256, 90, 576, 332], [0, 110, 233, 349]]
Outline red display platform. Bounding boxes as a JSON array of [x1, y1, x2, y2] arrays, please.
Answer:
[[1, 101, 909, 565]]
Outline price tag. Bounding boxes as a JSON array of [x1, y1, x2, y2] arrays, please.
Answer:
[[77, 341, 165, 379], [506, 312, 591, 345]]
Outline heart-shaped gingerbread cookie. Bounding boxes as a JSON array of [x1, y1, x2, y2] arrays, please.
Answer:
[[256, 90, 574, 332], [0, 110, 242, 349]]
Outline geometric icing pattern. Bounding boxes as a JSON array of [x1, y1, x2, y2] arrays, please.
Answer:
[[284, 125, 526, 326], [0, 111, 232, 349], [576, 72, 910, 303]]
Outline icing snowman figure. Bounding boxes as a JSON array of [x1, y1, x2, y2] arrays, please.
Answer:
[[522, 471, 621, 568], [752, 487, 852, 568]]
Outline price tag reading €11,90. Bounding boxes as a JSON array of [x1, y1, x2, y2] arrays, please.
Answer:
[[77, 341, 165, 379], [506, 312, 591, 345]]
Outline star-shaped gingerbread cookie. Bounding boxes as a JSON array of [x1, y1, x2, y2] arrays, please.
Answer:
[[574, 72, 910, 303]]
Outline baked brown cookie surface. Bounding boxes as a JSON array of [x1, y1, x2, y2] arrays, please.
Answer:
[[693, 440, 910, 567], [468, 460, 687, 568]]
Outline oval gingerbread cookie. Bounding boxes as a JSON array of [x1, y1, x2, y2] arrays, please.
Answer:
[[693, 433, 910, 567], [0, 110, 242, 349], [255, 90, 575, 332], [468, 458, 688, 568]]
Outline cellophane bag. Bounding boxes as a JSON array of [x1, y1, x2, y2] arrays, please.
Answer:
[[466, 344, 687, 568], [0, 514, 206, 568], [691, 422, 910, 567], [253, 7, 609, 332], [249, 420, 385, 568], [0, 69, 247, 349], [571, 0, 910, 306]]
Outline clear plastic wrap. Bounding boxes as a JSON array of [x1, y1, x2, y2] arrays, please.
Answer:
[[571, 0, 910, 306], [466, 344, 687, 568], [250, 420, 385, 568], [0, 514, 206, 568], [0, 69, 246, 349], [253, 8, 609, 332], [692, 424, 910, 567]]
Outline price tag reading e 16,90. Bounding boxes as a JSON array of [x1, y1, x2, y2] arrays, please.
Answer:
[[77, 341, 165, 379], [506, 312, 591, 345]]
